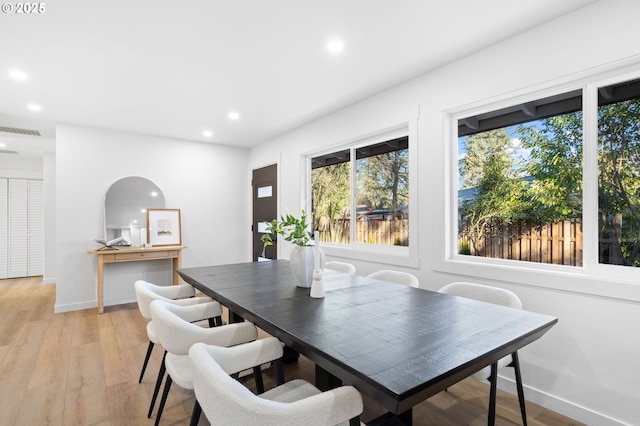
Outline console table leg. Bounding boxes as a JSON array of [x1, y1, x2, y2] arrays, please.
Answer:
[[97, 257, 104, 314]]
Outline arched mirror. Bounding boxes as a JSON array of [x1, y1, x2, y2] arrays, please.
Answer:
[[104, 177, 165, 247]]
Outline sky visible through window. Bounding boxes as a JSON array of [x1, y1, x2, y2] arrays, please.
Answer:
[[457, 121, 543, 190]]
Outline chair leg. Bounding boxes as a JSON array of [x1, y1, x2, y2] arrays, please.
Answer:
[[511, 351, 528, 426], [139, 341, 154, 383], [488, 362, 498, 426], [148, 351, 166, 418], [253, 365, 265, 394], [273, 358, 285, 386], [207, 315, 223, 327], [154, 375, 173, 426], [189, 400, 202, 426]]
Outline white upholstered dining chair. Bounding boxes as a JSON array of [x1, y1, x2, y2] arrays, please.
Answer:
[[133, 280, 219, 384], [149, 299, 277, 426], [324, 261, 357, 275], [438, 281, 527, 425], [367, 269, 419, 288], [189, 341, 364, 426]]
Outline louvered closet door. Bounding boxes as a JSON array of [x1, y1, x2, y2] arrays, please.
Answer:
[[27, 180, 44, 276], [0, 179, 7, 279], [8, 179, 28, 278]]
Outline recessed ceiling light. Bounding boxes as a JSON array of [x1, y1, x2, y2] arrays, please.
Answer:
[[327, 38, 344, 54], [228, 111, 240, 121], [0, 143, 6, 148], [27, 103, 42, 111], [203, 130, 213, 137], [9, 70, 28, 81]]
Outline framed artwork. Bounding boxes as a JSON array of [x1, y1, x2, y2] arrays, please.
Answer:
[[147, 208, 182, 246]]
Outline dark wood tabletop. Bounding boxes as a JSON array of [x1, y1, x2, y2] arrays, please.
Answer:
[[178, 260, 557, 421]]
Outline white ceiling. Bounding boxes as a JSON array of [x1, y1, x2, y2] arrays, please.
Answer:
[[0, 0, 598, 159]]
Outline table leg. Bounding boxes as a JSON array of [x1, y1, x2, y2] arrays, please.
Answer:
[[229, 311, 244, 323], [368, 410, 413, 426], [315, 364, 342, 391]]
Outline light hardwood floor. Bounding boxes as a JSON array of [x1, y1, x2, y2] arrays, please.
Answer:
[[0, 277, 583, 425]]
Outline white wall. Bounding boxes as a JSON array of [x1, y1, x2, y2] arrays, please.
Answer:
[[55, 124, 250, 312], [43, 151, 56, 284], [0, 155, 43, 179], [248, 1, 640, 424]]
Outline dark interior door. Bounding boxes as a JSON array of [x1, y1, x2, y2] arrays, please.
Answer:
[[252, 164, 277, 261]]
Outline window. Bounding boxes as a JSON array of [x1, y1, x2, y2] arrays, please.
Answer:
[[453, 74, 640, 275], [312, 136, 409, 248], [598, 78, 640, 267], [311, 149, 351, 244], [457, 91, 583, 266]]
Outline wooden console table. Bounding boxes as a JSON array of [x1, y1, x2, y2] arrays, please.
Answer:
[[87, 245, 186, 313]]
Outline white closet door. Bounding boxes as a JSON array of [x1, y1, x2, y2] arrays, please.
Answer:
[[8, 179, 28, 278], [28, 180, 44, 276], [0, 179, 7, 279]]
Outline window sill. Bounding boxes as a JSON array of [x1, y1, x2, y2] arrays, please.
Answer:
[[321, 243, 420, 269], [435, 256, 640, 303]]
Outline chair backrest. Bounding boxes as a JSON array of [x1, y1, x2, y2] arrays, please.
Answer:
[[438, 282, 522, 309], [134, 280, 195, 319], [150, 300, 256, 355], [367, 270, 419, 288], [324, 261, 356, 275], [189, 342, 363, 426]]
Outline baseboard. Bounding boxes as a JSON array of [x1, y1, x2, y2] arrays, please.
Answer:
[[54, 300, 97, 313], [54, 296, 136, 313], [42, 277, 56, 284], [103, 295, 137, 307], [497, 376, 631, 426]]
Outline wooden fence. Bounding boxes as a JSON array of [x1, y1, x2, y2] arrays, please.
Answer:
[[318, 217, 409, 246], [459, 218, 583, 266]]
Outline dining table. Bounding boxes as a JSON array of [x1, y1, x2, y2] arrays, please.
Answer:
[[177, 260, 557, 425]]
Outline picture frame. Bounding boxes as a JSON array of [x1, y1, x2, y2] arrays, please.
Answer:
[[147, 208, 182, 246]]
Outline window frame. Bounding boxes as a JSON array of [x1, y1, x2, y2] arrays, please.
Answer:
[[438, 65, 640, 302], [305, 121, 419, 268]]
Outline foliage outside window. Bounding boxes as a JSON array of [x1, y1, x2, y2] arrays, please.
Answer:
[[457, 91, 584, 266], [311, 150, 351, 244], [457, 77, 640, 269], [312, 137, 409, 247], [598, 79, 640, 266]]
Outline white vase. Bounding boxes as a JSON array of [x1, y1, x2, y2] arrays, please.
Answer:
[[290, 245, 323, 288]]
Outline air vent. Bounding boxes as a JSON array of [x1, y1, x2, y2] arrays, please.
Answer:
[[0, 126, 41, 136], [0, 149, 19, 155]]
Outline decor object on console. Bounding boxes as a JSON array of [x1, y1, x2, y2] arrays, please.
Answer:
[[147, 208, 182, 246], [92, 236, 128, 250], [105, 176, 165, 247]]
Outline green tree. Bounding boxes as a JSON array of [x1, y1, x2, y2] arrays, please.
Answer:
[[598, 99, 640, 265], [311, 162, 350, 243], [459, 128, 514, 190], [459, 129, 527, 253], [518, 112, 583, 223], [357, 150, 408, 212]]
